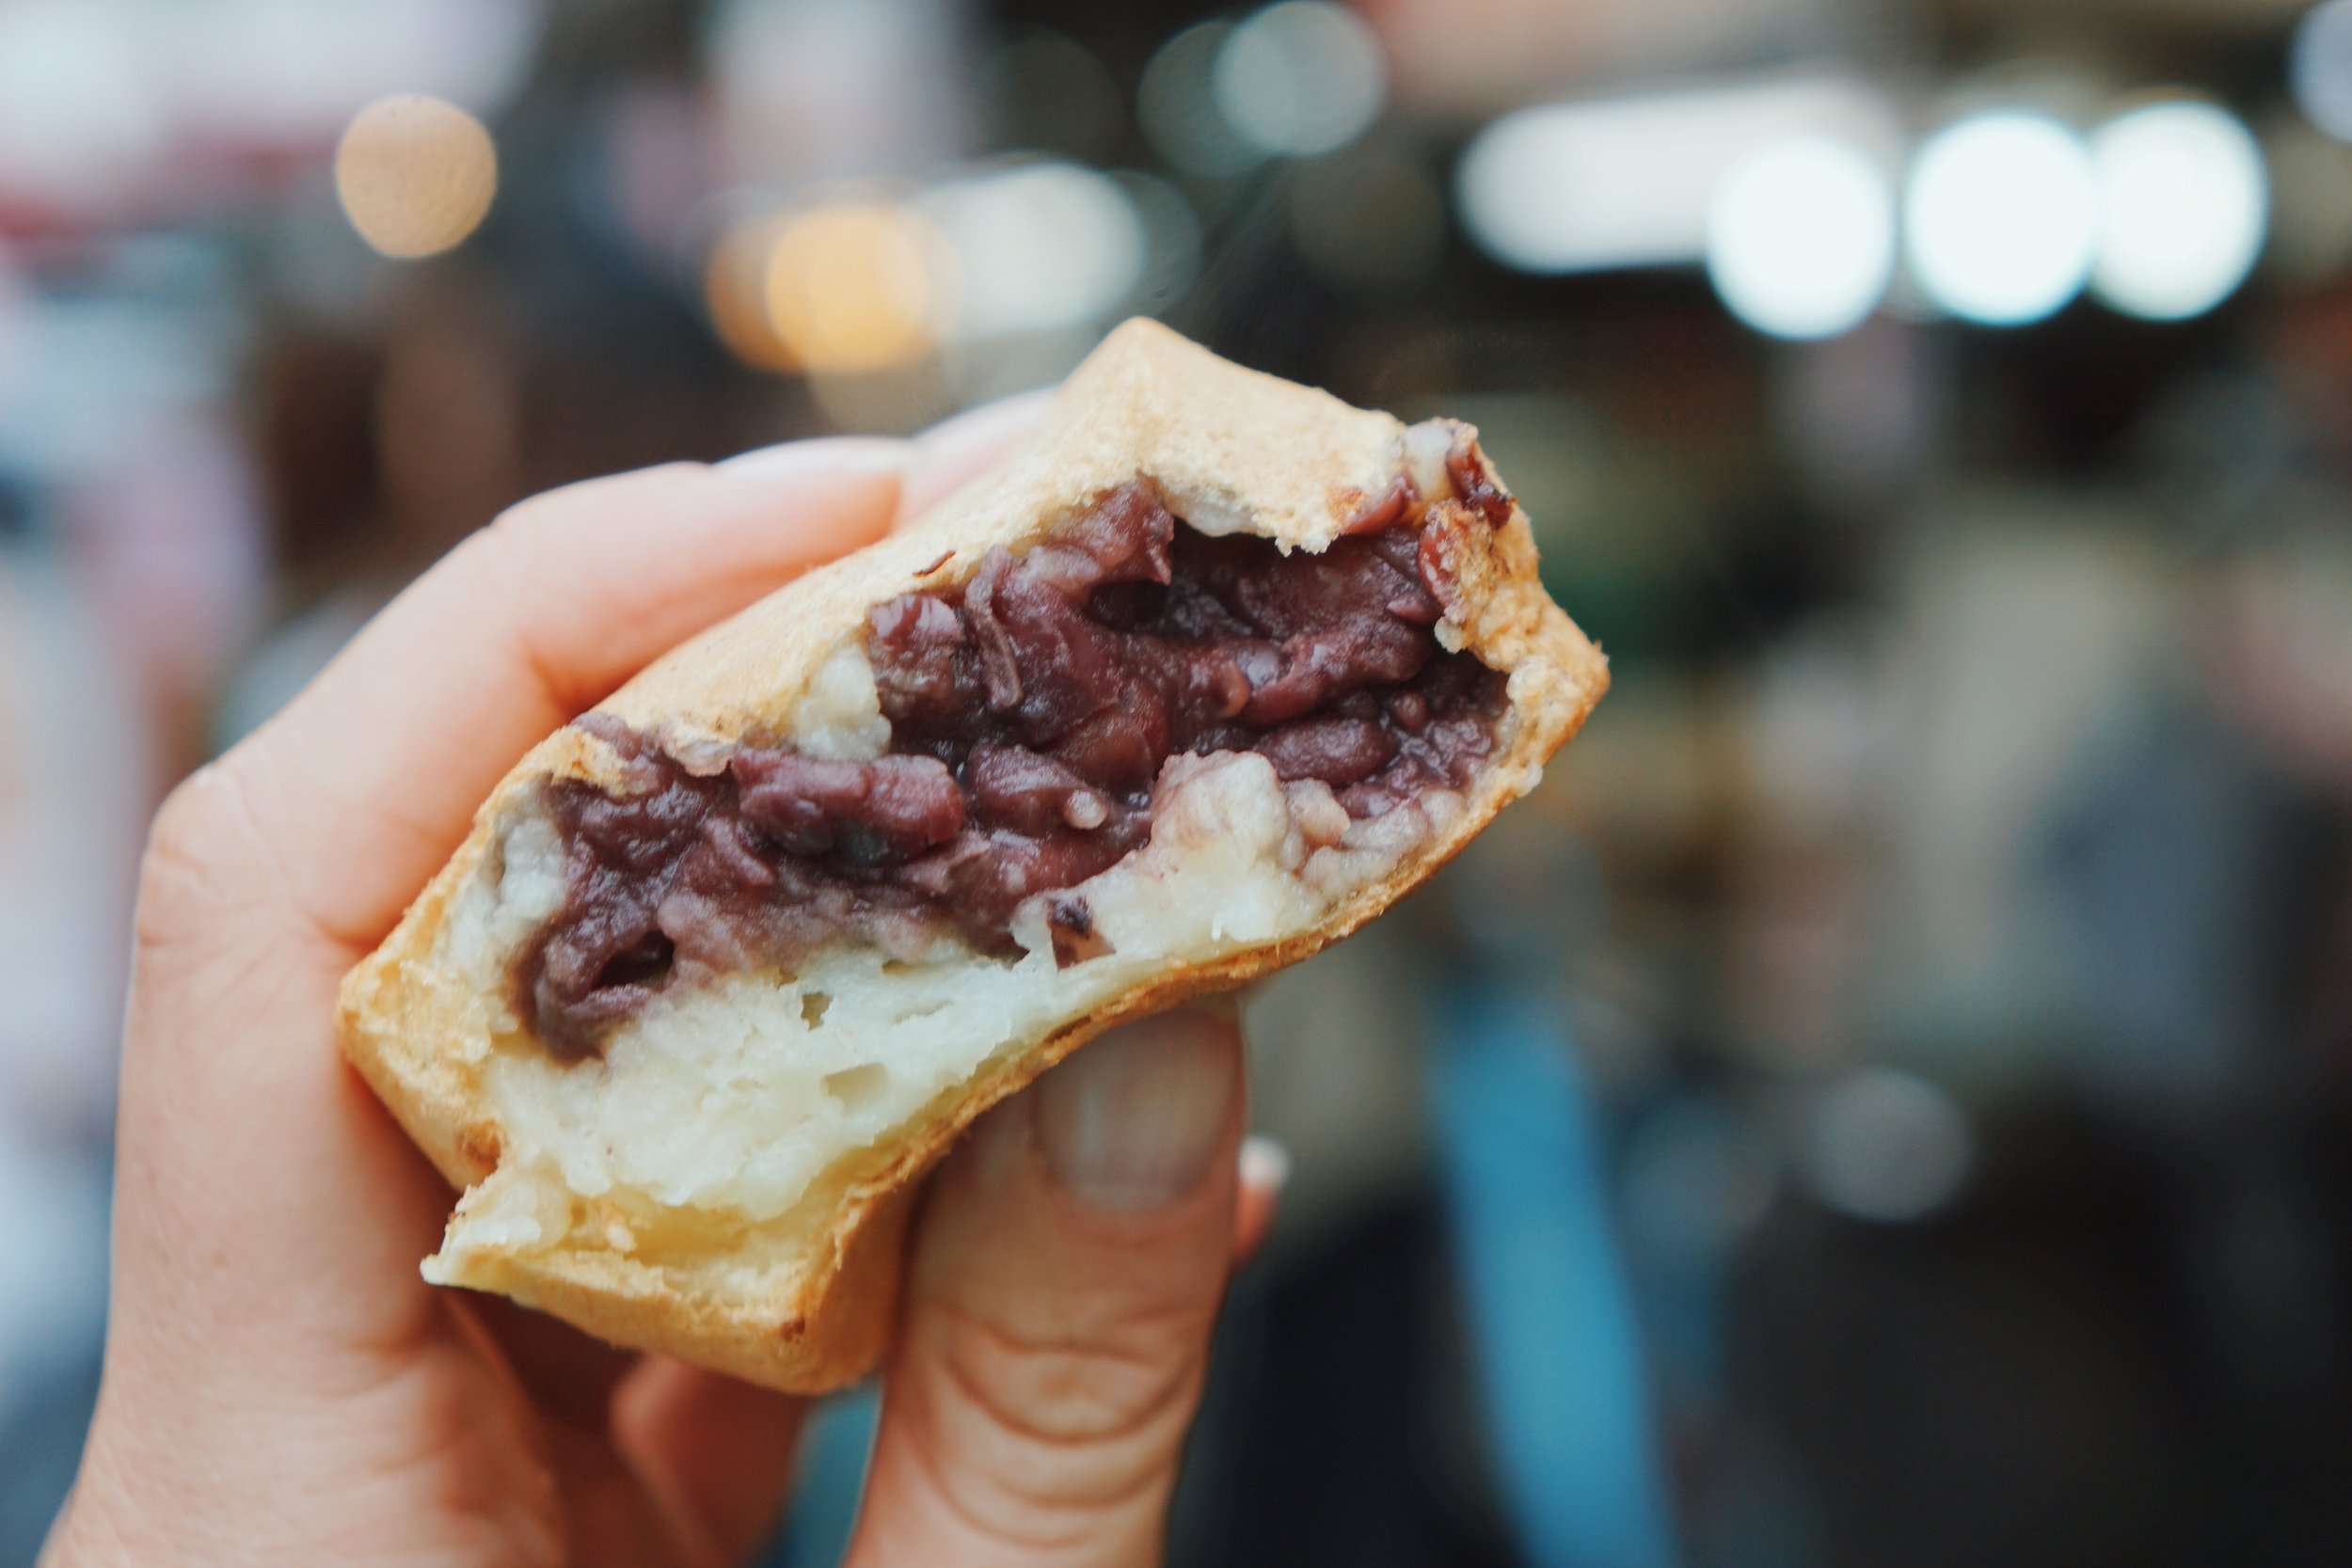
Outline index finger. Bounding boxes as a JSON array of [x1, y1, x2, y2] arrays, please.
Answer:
[[232, 440, 909, 954]]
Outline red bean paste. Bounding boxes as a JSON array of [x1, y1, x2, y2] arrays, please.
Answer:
[[517, 476, 1508, 1057]]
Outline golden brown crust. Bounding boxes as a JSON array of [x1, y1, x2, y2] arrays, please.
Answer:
[[337, 319, 1609, 1391]]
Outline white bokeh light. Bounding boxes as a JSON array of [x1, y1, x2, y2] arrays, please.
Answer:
[[2090, 102, 2267, 322], [2292, 0, 2352, 143], [1706, 135, 1896, 340], [0, 2, 163, 208], [1213, 3, 1387, 159], [918, 162, 1147, 341], [1455, 77, 1900, 276], [1804, 1069, 1975, 1225], [1906, 112, 2098, 326], [1139, 23, 1257, 177]]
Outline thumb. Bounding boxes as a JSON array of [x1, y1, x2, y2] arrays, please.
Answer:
[[846, 1006, 1244, 1568]]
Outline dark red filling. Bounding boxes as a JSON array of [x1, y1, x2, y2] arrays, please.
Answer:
[[517, 478, 1507, 1058]]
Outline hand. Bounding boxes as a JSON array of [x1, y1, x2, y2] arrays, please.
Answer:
[[46, 404, 1284, 1568]]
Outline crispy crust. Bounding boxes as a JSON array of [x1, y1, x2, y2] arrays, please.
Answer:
[[337, 320, 1609, 1390]]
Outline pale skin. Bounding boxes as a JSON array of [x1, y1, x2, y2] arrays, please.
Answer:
[[43, 399, 1282, 1568]]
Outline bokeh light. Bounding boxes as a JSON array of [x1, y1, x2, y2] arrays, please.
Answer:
[[1212, 2, 1388, 160], [1803, 1069, 1975, 1224], [1622, 1101, 1780, 1265], [2291, 0, 2352, 142], [917, 163, 1146, 341], [1455, 106, 1583, 273], [333, 94, 497, 260], [713, 166, 1163, 381], [705, 0, 962, 188], [1457, 78, 1900, 276], [705, 217, 797, 372], [182, 1, 545, 142], [0, 2, 164, 212], [1138, 23, 1258, 178], [1706, 135, 1896, 341], [2090, 101, 2267, 322], [763, 201, 945, 376], [1905, 112, 2097, 326]]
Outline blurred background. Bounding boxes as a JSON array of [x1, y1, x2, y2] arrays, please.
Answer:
[[5, 0, 2352, 1563]]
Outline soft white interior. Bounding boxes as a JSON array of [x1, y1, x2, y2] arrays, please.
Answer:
[[427, 559, 1480, 1276]]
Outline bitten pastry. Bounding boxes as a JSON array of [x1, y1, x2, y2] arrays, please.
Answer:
[[338, 320, 1610, 1391]]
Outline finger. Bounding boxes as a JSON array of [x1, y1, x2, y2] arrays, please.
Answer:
[[225, 439, 910, 952], [541, 1429, 700, 1568], [894, 390, 1053, 531], [107, 955, 469, 1381], [846, 1008, 1244, 1568], [458, 1297, 807, 1565], [1232, 1136, 1290, 1267], [613, 1358, 811, 1567], [462, 1295, 643, 1432], [432, 1299, 694, 1568], [110, 441, 907, 1387]]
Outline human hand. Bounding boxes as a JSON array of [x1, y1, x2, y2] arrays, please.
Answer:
[[45, 404, 1282, 1568]]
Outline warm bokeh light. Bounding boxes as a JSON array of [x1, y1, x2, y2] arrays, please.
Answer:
[[333, 94, 497, 260], [763, 201, 945, 376], [704, 217, 797, 372], [1706, 135, 1896, 341], [1905, 112, 2097, 326], [1213, 2, 1388, 159], [716, 167, 1166, 381], [2090, 101, 2267, 322]]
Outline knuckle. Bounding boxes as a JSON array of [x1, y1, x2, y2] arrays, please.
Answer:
[[943, 1306, 1201, 1448], [139, 768, 237, 909], [453, 507, 525, 578], [909, 1298, 1211, 1539], [481, 490, 549, 546], [133, 761, 275, 958]]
